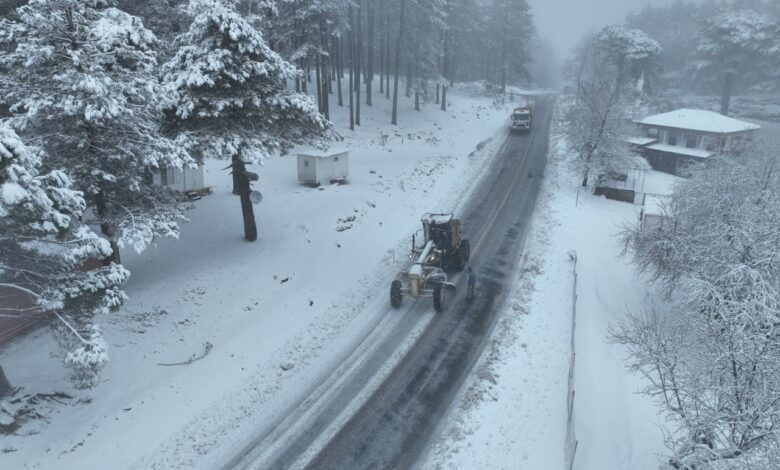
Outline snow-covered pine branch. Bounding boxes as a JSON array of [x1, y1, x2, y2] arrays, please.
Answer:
[[0, 0, 193, 264], [0, 124, 129, 390]]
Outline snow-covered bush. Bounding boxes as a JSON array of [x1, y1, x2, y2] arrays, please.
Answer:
[[617, 151, 780, 469]]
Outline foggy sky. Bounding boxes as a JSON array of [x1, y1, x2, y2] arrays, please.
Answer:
[[529, 0, 681, 59]]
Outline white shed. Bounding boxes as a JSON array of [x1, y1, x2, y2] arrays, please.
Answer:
[[297, 149, 349, 186], [153, 165, 206, 193]]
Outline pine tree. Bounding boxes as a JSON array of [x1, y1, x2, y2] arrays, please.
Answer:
[[162, 0, 331, 241], [407, 0, 447, 110], [484, 0, 535, 91], [0, 124, 129, 389], [696, 9, 779, 116], [0, 0, 191, 264], [594, 25, 662, 95]]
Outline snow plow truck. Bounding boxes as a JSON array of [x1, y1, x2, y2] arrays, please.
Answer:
[[510, 107, 532, 133]]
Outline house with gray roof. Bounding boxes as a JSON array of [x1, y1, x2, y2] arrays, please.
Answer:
[[630, 109, 760, 175]]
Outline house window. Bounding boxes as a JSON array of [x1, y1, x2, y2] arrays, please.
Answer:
[[648, 127, 658, 137], [334, 156, 339, 162], [304, 160, 309, 167], [686, 134, 698, 149], [659, 130, 667, 144], [666, 131, 678, 146]]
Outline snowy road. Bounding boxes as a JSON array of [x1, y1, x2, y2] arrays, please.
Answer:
[[226, 99, 553, 470]]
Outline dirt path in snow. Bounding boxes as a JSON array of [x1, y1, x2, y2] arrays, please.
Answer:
[[225, 98, 554, 470]]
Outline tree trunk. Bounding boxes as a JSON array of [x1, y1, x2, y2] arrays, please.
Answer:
[[391, 0, 407, 125], [355, 3, 362, 126], [366, 0, 374, 106], [232, 156, 257, 242], [0, 364, 13, 399], [94, 190, 121, 265], [500, 0, 509, 93], [301, 60, 308, 94], [315, 54, 323, 113], [442, 30, 450, 83], [349, 7, 355, 130], [319, 23, 330, 120], [415, 89, 420, 111], [336, 36, 343, 107], [720, 72, 735, 116], [441, 85, 447, 111], [378, 4, 384, 95], [405, 59, 412, 98], [385, 23, 391, 100]]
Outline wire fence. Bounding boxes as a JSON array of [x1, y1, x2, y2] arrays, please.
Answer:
[[565, 251, 579, 470]]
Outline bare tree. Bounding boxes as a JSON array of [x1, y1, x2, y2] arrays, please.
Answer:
[[617, 152, 780, 469]]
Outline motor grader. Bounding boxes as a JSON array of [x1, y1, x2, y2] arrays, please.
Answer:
[[389, 213, 471, 312]]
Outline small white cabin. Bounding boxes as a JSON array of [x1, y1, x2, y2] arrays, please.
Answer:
[[153, 165, 206, 193], [297, 150, 349, 186]]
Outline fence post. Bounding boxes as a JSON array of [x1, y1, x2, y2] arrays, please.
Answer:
[[565, 251, 578, 470]]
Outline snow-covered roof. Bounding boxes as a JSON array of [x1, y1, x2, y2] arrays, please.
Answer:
[[628, 137, 658, 146], [297, 147, 349, 158], [421, 213, 453, 225], [645, 143, 714, 159], [637, 109, 760, 134], [643, 194, 670, 217]]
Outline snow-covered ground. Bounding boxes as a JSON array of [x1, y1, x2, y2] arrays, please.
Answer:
[[422, 106, 673, 470], [0, 86, 526, 469]]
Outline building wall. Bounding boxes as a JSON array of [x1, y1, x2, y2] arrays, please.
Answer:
[[153, 165, 206, 192]]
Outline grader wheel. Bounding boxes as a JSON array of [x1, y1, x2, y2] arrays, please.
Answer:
[[390, 280, 403, 308], [433, 282, 446, 312]]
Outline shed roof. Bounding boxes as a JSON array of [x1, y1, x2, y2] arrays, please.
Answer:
[[637, 109, 760, 134], [297, 147, 349, 158], [628, 136, 658, 146], [645, 143, 715, 159], [643, 194, 670, 217]]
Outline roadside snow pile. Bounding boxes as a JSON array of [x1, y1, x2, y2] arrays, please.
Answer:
[[0, 85, 515, 469], [423, 104, 667, 470]]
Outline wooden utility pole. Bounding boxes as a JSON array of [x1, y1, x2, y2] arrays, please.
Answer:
[[232, 155, 257, 242]]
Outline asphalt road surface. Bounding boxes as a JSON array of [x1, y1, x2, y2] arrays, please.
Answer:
[[226, 97, 553, 470]]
